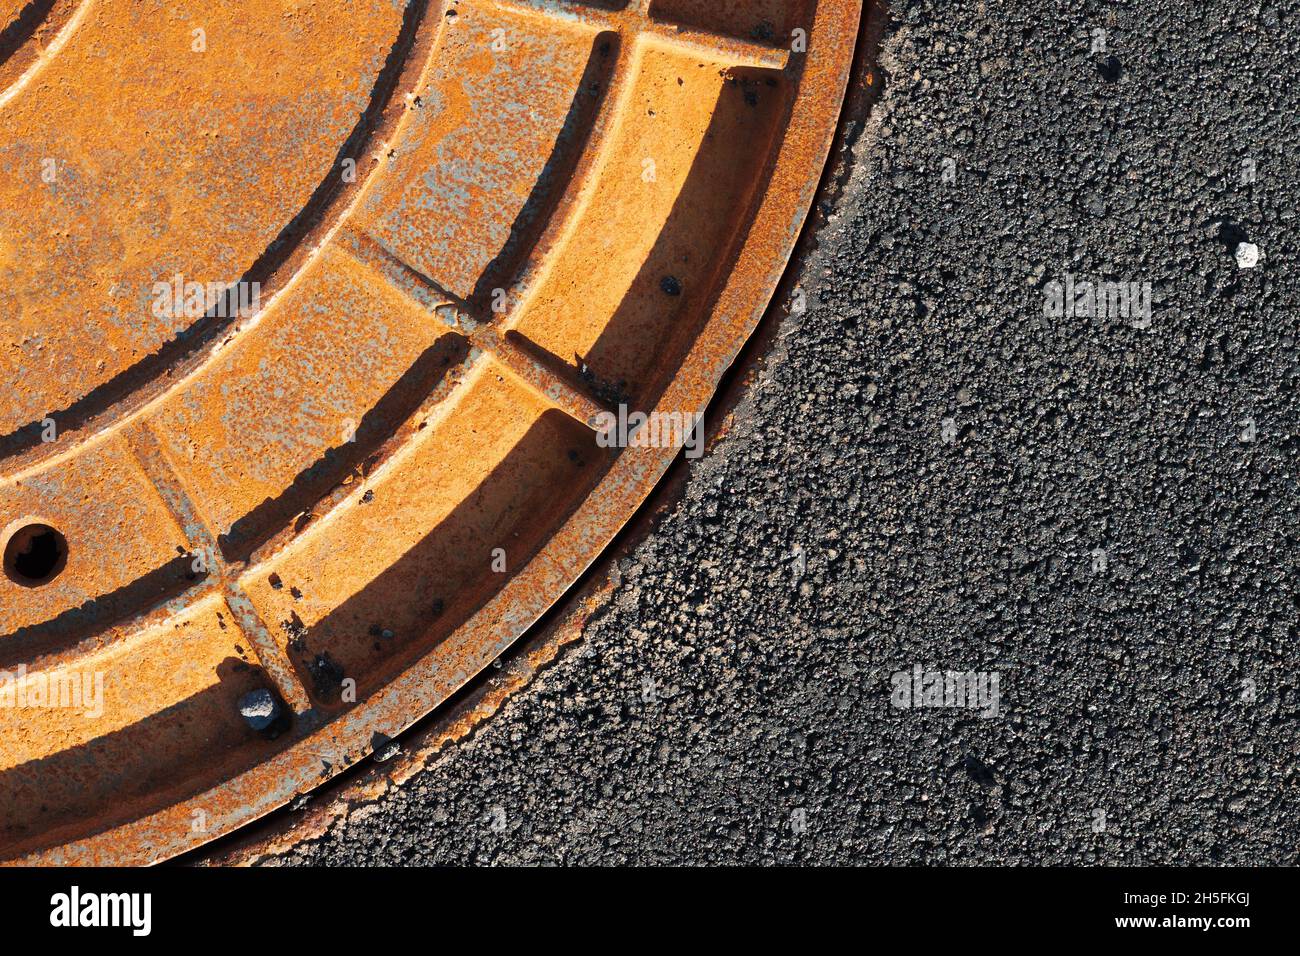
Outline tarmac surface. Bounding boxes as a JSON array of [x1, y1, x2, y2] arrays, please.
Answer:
[[271, 0, 1299, 864]]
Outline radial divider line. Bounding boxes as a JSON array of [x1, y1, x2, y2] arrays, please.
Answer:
[[221, 587, 314, 715], [469, 326, 611, 428], [645, 23, 790, 71], [490, 0, 790, 71], [339, 233, 614, 430], [123, 423, 313, 714]]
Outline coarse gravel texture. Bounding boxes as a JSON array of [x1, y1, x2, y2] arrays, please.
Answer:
[[273, 0, 1300, 865]]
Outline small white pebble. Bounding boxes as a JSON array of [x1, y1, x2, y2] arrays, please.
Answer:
[[1235, 242, 1261, 269]]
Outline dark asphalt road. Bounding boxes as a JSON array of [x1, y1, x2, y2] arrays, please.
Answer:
[[272, 0, 1299, 865]]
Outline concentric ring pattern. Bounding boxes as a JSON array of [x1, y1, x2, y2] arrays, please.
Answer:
[[0, 0, 860, 863]]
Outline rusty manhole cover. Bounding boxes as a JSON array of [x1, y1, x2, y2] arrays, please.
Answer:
[[0, 0, 860, 864]]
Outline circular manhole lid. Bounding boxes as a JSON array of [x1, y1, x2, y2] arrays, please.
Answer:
[[0, 0, 861, 863]]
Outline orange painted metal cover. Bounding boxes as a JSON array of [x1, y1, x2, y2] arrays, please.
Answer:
[[0, 0, 861, 863]]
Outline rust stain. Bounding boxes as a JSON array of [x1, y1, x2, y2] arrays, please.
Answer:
[[0, 0, 862, 864]]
